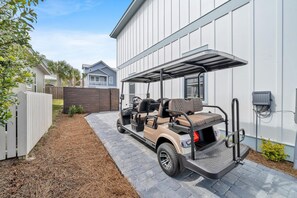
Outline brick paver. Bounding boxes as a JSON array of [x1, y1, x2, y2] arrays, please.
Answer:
[[86, 112, 297, 198]]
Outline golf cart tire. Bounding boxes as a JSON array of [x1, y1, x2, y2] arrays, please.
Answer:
[[117, 119, 125, 133], [157, 143, 181, 177]]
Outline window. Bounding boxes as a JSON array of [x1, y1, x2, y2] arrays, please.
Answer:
[[184, 74, 205, 100], [26, 72, 37, 92], [129, 83, 135, 104], [109, 76, 113, 84]]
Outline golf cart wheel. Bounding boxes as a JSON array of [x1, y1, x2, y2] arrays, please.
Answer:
[[116, 119, 125, 133], [157, 143, 180, 177]]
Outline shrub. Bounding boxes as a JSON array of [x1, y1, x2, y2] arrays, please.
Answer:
[[76, 105, 84, 114], [68, 105, 77, 117], [261, 139, 288, 162]]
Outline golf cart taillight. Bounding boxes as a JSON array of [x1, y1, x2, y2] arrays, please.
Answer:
[[194, 131, 200, 142]]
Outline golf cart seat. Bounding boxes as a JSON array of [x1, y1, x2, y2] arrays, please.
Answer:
[[132, 99, 159, 121], [145, 99, 171, 128], [168, 98, 224, 129]]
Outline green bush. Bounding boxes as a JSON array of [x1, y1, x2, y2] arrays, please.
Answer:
[[76, 105, 84, 114], [68, 105, 77, 117], [261, 139, 288, 162]]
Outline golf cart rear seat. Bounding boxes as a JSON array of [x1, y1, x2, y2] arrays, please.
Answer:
[[168, 98, 224, 130]]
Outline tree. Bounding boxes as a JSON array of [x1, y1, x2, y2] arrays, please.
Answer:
[[47, 60, 81, 87], [0, 0, 43, 126]]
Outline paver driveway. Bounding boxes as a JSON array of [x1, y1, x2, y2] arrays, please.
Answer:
[[86, 112, 297, 198]]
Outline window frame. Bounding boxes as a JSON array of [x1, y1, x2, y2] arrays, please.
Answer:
[[184, 73, 206, 101]]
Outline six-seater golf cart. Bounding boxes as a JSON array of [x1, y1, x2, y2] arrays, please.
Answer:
[[116, 49, 249, 179]]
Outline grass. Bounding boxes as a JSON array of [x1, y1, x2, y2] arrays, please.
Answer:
[[52, 99, 63, 120]]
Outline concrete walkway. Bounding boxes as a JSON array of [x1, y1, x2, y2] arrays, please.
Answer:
[[86, 112, 297, 198]]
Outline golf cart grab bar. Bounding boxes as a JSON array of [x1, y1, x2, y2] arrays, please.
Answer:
[[166, 109, 196, 160], [225, 128, 246, 148], [203, 105, 228, 121], [203, 105, 229, 137]]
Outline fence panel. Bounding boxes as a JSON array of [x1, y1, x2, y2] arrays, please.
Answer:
[[26, 92, 52, 153], [63, 87, 119, 113], [99, 89, 111, 111], [110, 89, 120, 111], [45, 86, 63, 99], [0, 126, 5, 160], [17, 92, 27, 156]]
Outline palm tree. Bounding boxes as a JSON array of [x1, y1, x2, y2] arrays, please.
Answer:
[[47, 60, 71, 87], [81, 73, 87, 87]]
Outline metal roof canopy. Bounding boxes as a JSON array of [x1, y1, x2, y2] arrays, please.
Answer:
[[122, 49, 248, 83]]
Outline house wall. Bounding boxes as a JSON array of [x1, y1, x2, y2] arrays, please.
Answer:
[[33, 66, 45, 93], [116, 0, 297, 159]]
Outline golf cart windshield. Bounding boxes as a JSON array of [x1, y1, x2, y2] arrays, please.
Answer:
[[122, 49, 247, 83]]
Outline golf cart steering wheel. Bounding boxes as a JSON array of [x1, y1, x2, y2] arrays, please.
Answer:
[[132, 96, 142, 105]]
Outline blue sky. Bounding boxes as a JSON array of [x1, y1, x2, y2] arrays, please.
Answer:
[[30, 0, 132, 70]]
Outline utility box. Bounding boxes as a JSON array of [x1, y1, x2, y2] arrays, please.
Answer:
[[252, 91, 272, 106]]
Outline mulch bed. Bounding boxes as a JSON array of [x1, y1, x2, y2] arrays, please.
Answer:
[[0, 114, 139, 198], [247, 149, 297, 178]]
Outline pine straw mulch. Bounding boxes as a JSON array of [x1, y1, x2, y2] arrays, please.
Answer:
[[0, 114, 139, 198], [247, 149, 297, 178]]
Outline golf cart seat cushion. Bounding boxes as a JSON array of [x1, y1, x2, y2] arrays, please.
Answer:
[[168, 98, 203, 115], [168, 98, 223, 127], [138, 111, 158, 121], [137, 99, 156, 113], [176, 113, 223, 127], [147, 117, 170, 126]]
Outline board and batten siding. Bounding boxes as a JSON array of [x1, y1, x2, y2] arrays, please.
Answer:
[[115, 0, 297, 158]]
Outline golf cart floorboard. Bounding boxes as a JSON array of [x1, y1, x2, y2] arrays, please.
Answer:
[[182, 141, 249, 179]]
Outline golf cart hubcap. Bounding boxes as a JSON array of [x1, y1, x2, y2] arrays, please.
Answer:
[[160, 151, 172, 170]]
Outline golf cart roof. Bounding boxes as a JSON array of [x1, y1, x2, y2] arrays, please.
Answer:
[[122, 49, 248, 83]]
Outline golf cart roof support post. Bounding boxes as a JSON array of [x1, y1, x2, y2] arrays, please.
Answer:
[[120, 82, 124, 111], [197, 72, 204, 99], [146, 82, 150, 98], [160, 69, 164, 107]]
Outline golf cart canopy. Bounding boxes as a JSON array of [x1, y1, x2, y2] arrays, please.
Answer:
[[122, 49, 248, 83]]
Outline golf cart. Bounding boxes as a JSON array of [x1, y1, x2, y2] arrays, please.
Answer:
[[116, 49, 249, 179]]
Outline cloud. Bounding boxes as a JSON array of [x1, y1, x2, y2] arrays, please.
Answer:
[[30, 29, 116, 70], [36, 0, 102, 16]]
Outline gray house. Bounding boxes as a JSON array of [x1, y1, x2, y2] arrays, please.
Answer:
[[82, 60, 117, 88]]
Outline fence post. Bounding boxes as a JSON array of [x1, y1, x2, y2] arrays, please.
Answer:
[[17, 92, 27, 157], [7, 105, 17, 158], [0, 125, 6, 160]]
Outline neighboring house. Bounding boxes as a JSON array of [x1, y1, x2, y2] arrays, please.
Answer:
[[111, 0, 297, 160], [82, 60, 117, 88], [16, 60, 51, 93], [45, 75, 57, 87]]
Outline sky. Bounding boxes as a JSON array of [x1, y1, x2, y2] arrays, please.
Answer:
[[30, 0, 132, 70]]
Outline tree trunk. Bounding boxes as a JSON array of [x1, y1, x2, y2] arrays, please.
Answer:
[[57, 77, 62, 87]]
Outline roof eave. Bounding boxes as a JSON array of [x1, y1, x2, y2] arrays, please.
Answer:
[[110, 0, 145, 39]]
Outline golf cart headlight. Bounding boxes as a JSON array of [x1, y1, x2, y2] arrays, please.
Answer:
[[181, 139, 192, 148]]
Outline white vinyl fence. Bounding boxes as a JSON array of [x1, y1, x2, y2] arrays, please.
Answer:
[[0, 92, 52, 160]]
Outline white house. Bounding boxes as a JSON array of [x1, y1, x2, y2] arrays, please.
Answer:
[[82, 60, 117, 88], [110, 0, 297, 160]]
